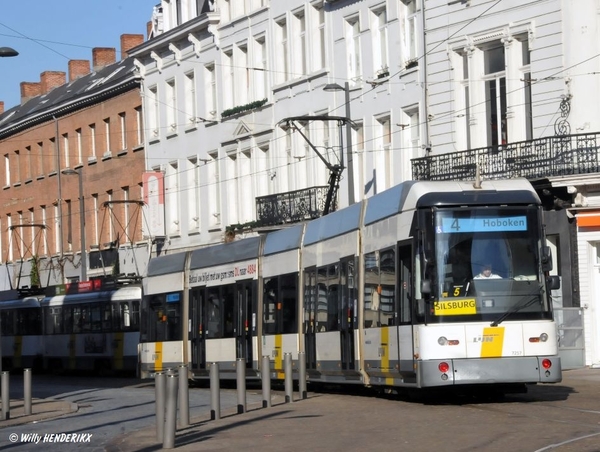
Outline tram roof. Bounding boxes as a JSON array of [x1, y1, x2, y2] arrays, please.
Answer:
[[41, 285, 141, 306], [304, 202, 362, 246], [147, 251, 187, 276], [0, 296, 42, 310], [263, 224, 304, 255], [364, 182, 417, 225], [190, 236, 261, 269]]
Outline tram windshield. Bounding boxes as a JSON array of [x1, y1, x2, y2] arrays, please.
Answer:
[[423, 206, 552, 324]]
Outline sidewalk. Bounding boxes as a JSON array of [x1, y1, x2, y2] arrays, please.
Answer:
[[0, 398, 78, 428]]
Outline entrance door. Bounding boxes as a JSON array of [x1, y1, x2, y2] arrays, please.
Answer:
[[235, 280, 253, 367], [190, 287, 206, 371], [304, 268, 317, 370], [340, 259, 356, 370]]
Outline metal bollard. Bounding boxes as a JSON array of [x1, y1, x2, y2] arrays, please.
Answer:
[[236, 358, 246, 414], [155, 372, 166, 442], [298, 351, 307, 400], [24, 368, 32, 415], [163, 371, 179, 449], [1, 371, 9, 420], [210, 362, 220, 420], [261, 355, 271, 408], [284, 352, 293, 403], [178, 365, 189, 428]]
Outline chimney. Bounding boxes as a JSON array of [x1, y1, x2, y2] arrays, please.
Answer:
[[68, 59, 91, 82], [20, 81, 43, 104], [0, 101, 3, 115], [40, 71, 66, 94], [120, 34, 144, 60], [92, 47, 116, 71]]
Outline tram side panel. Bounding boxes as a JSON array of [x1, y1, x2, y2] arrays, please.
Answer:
[[188, 258, 258, 379], [302, 231, 362, 384], [140, 271, 185, 378], [262, 248, 301, 379]]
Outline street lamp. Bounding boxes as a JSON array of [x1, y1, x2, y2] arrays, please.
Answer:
[[0, 47, 18, 57], [61, 168, 87, 281], [323, 82, 355, 205]]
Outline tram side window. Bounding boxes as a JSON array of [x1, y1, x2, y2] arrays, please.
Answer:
[[131, 300, 140, 328], [206, 288, 221, 338], [45, 307, 63, 334], [364, 249, 397, 327], [222, 284, 235, 338], [143, 293, 183, 342], [103, 303, 112, 331], [1, 311, 14, 335], [263, 273, 298, 335]]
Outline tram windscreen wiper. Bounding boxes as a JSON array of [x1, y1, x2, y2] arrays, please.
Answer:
[[490, 288, 542, 327]]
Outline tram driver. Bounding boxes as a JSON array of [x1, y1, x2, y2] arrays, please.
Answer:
[[474, 264, 502, 279]]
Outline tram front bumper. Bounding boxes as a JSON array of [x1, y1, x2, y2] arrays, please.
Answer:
[[417, 356, 562, 388]]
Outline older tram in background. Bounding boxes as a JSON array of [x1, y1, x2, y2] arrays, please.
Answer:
[[0, 277, 142, 374], [140, 179, 561, 391]]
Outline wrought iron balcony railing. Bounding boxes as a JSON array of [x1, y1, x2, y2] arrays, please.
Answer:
[[256, 185, 335, 227], [412, 132, 600, 181]]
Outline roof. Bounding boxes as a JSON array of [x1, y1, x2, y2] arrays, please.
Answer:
[[0, 57, 140, 138]]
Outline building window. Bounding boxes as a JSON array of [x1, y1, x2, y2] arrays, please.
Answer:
[[148, 86, 159, 138], [312, 4, 326, 71], [371, 7, 388, 76], [276, 18, 289, 84], [89, 124, 97, 160], [37, 142, 44, 176], [49, 138, 57, 173], [226, 152, 238, 224], [76, 129, 83, 165], [187, 157, 200, 232], [165, 161, 180, 234], [92, 194, 99, 246], [184, 71, 197, 125], [403, 0, 420, 64], [122, 187, 130, 241], [4, 153, 10, 186], [62, 133, 69, 169], [223, 50, 234, 109], [25, 145, 32, 180], [236, 44, 249, 106], [254, 36, 267, 100], [135, 107, 143, 145], [119, 113, 127, 151], [346, 17, 361, 84], [166, 79, 177, 133], [521, 38, 533, 141], [293, 10, 307, 76], [41, 206, 48, 255], [208, 151, 220, 227], [14, 150, 21, 184], [484, 44, 507, 148], [103, 118, 111, 155], [204, 64, 217, 118]]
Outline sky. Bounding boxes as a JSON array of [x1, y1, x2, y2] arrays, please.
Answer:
[[0, 0, 159, 110]]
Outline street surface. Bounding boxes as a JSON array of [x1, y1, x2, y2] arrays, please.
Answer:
[[0, 369, 599, 451]]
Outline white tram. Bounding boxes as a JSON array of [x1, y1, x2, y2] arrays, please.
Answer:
[[41, 280, 142, 373], [0, 293, 44, 371], [139, 179, 562, 389]]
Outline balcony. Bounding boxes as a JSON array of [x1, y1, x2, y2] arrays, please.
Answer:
[[256, 185, 335, 227], [412, 132, 600, 181]]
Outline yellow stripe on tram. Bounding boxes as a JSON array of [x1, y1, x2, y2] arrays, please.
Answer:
[[481, 327, 505, 358], [69, 333, 77, 370], [381, 327, 393, 386], [155, 341, 163, 372], [113, 332, 124, 370], [275, 334, 284, 379]]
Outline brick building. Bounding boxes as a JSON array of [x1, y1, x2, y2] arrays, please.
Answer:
[[0, 34, 148, 290]]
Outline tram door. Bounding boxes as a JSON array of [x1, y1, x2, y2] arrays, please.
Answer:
[[189, 287, 206, 371], [340, 259, 357, 370], [235, 280, 253, 367], [398, 242, 414, 374], [303, 269, 317, 370]]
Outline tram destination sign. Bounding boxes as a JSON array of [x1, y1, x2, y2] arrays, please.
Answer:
[[437, 216, 527, 234]]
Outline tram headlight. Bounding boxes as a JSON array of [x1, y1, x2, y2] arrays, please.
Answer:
[[438, 336, 448, 346], [539, 333, 548, 342], [438, 336, 459, 346]]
